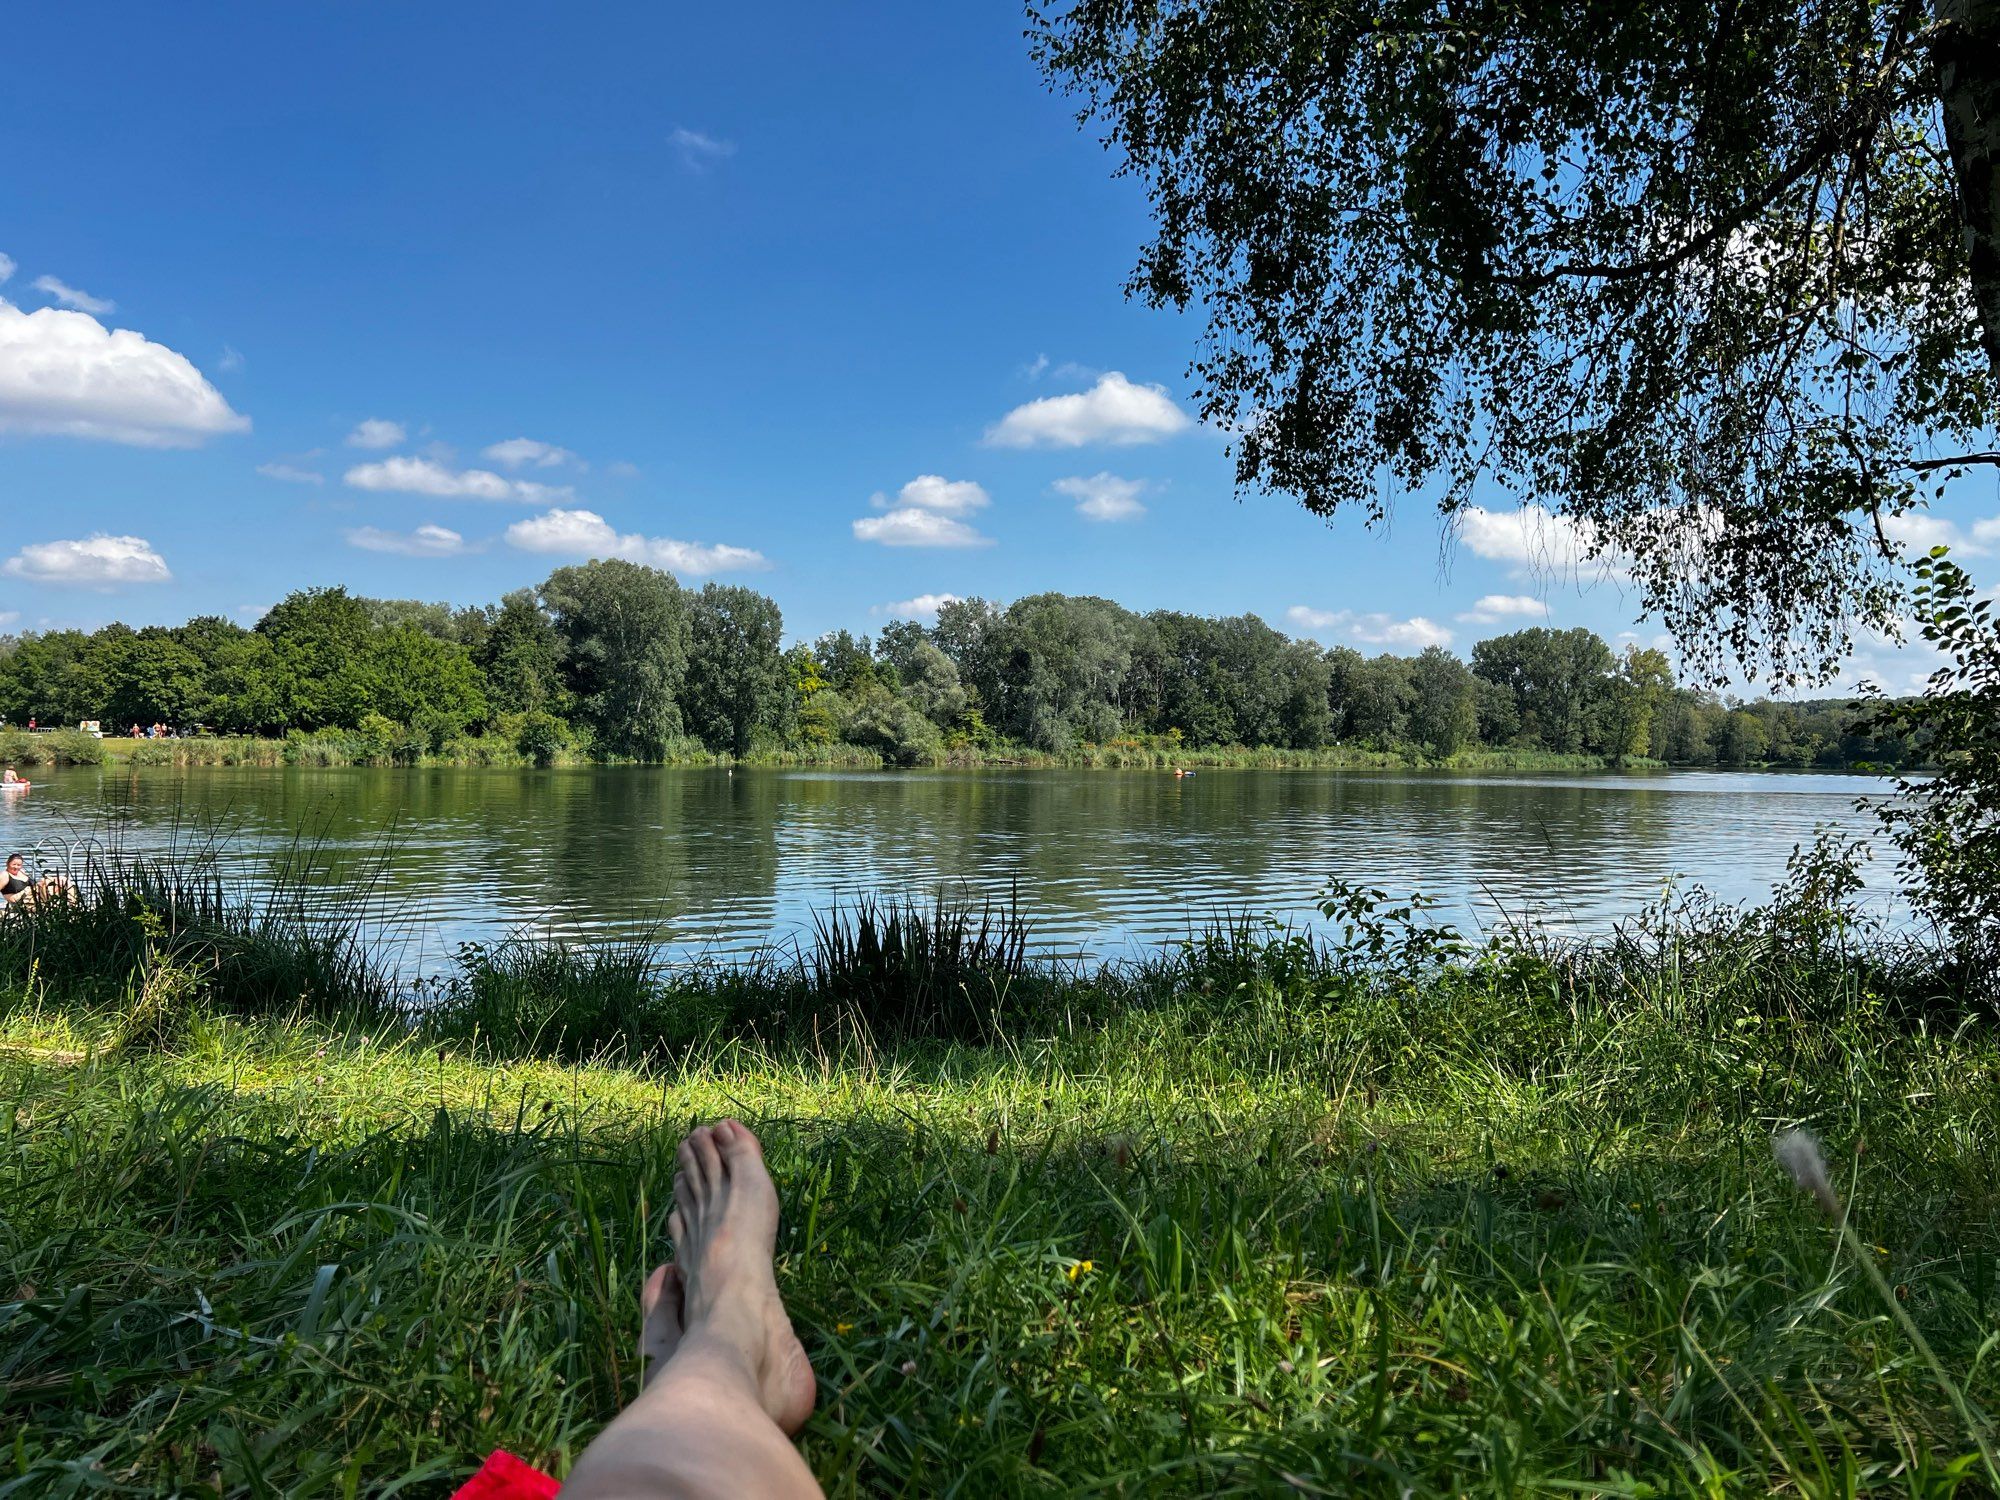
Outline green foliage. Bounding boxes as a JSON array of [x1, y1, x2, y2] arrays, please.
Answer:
[[1406, 645, 1478, 757], [1029, 0, 1988, 681], [0, 728, 105, 766], [541, 560, 693, 759], [512, 710, 572, 768], [477, 590, 571, 719], [684, 583, 787, 757], [842, 692, 943, 766], [5, 862, 1999, 1493], [1864, 548, 2000, 957], [0, 584, 1937, 773]]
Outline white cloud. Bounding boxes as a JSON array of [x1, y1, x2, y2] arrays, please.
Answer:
[[218, 345, 244, 373], [0, 611, 19, 629], [985, 371, 1191, 448], [1880, 509, 2000, 558], [871, 474, 990, 515], [257, 461, 324, 485], [0, 253, 15, 285], [344, 455, 574, 504], [606, 460, 641, 479], [504, 507, 767, 575], [344, 523, 468, 557], [31, 275, 113, 314], [4, 534, 171, 587], [1022, 353, 1049, 379], [1286, 605, 1453, 649], [853, 509, 992, 548], [1456, 593, 1549, 625], [0, 298, 248, 447], [671, 127, 735, 169], [1052, 472, 1147, 521], [873, 592, 963, 621], [346, 418, 406, 449], [1456, 503, 1621, 579], [484, 436, 581, 470]]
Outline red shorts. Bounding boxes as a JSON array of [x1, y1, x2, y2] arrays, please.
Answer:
[[451, 1450, 560, 1499]]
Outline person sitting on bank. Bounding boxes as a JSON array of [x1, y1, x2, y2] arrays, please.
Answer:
[[2, 853, 71, 909]]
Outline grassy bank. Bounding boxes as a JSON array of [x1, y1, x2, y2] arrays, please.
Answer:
[[52, 731, 1633, 773], [3, 856, 1996, 1494]]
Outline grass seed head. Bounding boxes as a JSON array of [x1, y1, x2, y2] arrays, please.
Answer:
[[1774, 1128, 1842, 1220]]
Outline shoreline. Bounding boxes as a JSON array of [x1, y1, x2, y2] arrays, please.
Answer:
[[10, 731, 1859, 775]]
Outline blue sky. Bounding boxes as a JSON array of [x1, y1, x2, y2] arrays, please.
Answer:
[[0, 2, 1991, 693]]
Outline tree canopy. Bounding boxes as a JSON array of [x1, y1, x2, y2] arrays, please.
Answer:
[[1029, 0, 2000, 681], [0, 572, 1933, 772]]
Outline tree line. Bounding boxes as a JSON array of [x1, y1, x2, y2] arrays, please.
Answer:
[[0, 559, 1924, 768]]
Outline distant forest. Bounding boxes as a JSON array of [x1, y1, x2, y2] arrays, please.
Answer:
[[0, 558, 1924, 769]]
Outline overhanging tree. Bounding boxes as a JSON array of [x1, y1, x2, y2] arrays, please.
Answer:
[[1030, 0, 2000, 681]]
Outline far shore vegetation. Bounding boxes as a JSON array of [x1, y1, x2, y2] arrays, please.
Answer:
[[0, 565, 1930, 773]]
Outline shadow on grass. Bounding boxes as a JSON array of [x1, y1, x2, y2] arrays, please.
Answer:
[[4, 1050, 1995, 1498]]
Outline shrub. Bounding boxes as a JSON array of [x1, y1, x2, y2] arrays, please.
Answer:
[[513, 710, 570, 767], [843, 697, 942, 766], [1, 728, 108, 766]]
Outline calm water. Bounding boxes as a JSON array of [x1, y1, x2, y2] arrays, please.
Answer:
[[0, 765, 1898, 969]]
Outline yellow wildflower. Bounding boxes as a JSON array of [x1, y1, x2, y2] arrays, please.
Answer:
[[1067, 1259, 1095, 1282]]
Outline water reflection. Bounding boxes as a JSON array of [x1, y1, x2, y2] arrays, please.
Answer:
[[2, 765, 1896, 969]]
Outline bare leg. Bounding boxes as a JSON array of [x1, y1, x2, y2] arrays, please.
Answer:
[[563, 1120, 820, 1500]]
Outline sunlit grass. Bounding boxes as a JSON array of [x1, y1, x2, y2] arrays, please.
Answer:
[[2, 856, 1997, 1495]]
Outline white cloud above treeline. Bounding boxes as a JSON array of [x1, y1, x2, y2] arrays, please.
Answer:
[[344, 523, 469, 557], [344, 455, 574, 504], [0, 298, 248, 447], [856, 474, 994, 548], [986, 372, 1191, 448], [483, 437, 581, 470], [505, 507, 767, 576], [874, 592, 963, 621], [346, 418, 406, 449], [4, 534, 172, 587], [1052, 472, 1146, 521], [257, 462, 324, 485], [854, 509, 991, 548], [1286, 605, 1453, 649], [1456, 593, 1548, 625], [0, 253, 16, 285], [1456, 503, 1621, 579]]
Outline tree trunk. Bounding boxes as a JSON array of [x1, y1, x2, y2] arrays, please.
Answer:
[[1938, 0, 2000, 384]]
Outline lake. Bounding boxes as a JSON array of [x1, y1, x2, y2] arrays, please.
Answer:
[[0, 765, 1898, 970]]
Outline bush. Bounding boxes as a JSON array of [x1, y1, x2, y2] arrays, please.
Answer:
[[843, 696, 942, 766], [5, 728, 110, 766], [512, 710, 570, 767]]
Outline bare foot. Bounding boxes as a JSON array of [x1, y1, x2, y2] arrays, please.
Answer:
[[664, 1120, 816, 1435], [639, 1263, 684, 1386]]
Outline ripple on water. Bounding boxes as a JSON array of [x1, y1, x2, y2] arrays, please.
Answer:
[[1, 765, 1902, 972]]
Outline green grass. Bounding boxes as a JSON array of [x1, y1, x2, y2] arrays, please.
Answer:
[[3, 860, 1997, 1495]]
